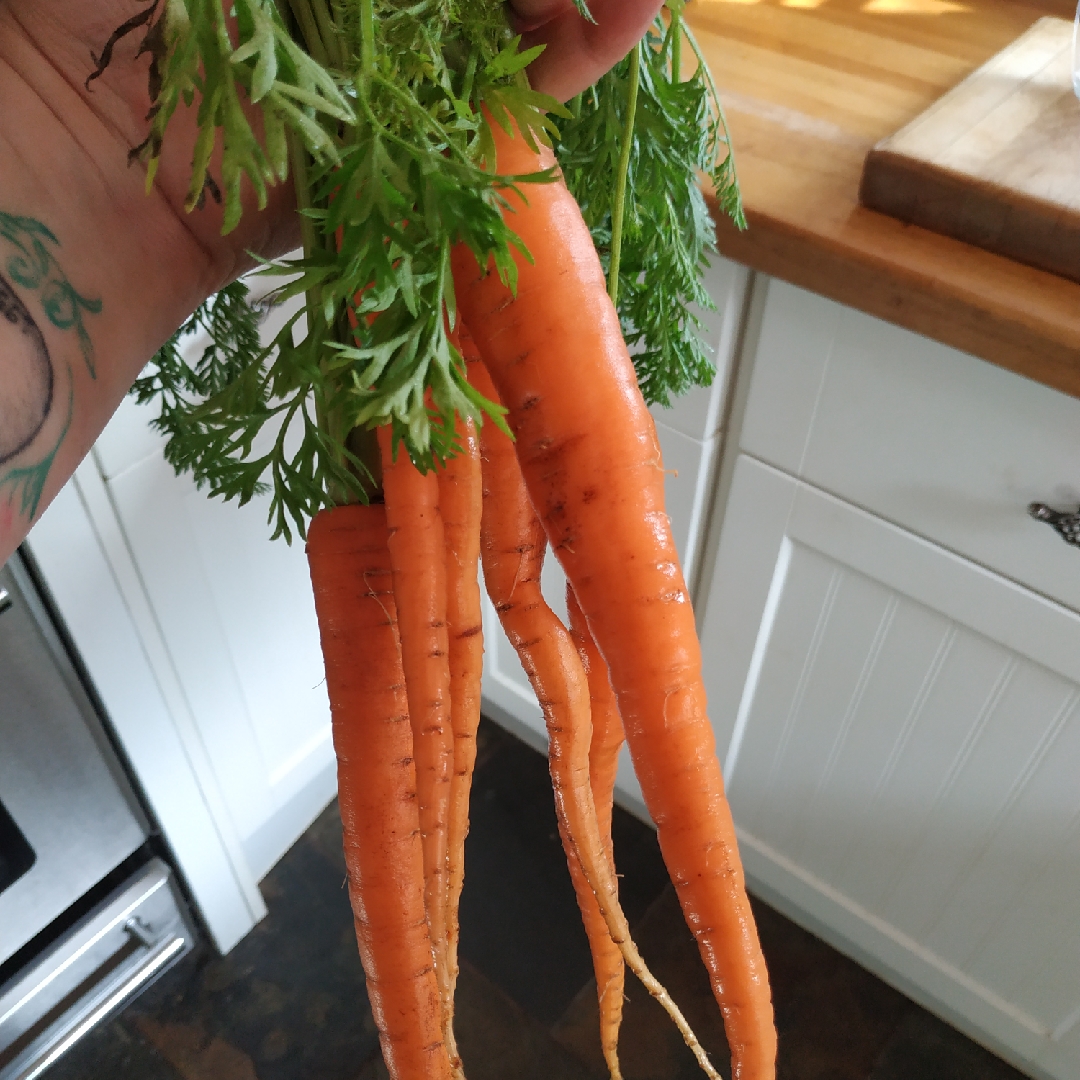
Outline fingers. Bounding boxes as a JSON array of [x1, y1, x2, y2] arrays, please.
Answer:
[[514, 0, 665, 102], [507, 0, 568, 33]]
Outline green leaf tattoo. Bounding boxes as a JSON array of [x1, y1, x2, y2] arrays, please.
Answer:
[[0, 211, 103, 377], [0, 209, 97, 521], [0, 381, 74, 521]]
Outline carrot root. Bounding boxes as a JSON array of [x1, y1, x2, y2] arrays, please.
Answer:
[[436, 387, 485, 1078], [567, 583, 626, 1079], [377, 426, 456, 1045], [307, 504, 452, 1080], [454, 118, 777, 1079], [473, 358, 721, 1080]]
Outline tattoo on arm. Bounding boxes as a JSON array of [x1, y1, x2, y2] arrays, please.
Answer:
[[0, 273, 52, 462], [0, 211, 102, 377], [0, 212, 102, 522]]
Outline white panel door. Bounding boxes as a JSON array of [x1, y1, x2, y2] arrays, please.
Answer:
[[89, 294, 336, 883], [739, 276, 1080, 615], [703, 453, 1080, 1080], [98, 443, 335, 881]]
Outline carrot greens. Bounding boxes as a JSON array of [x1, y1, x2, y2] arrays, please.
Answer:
[[129, 0, 744, 538], [555, 4, 744, 408]]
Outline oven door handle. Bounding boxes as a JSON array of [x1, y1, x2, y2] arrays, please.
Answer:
[[0, 859, 194, 1080]]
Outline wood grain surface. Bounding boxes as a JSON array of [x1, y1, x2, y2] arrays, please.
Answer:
[[686, 0, 1080, 397], [860, 18, 1080, 285]]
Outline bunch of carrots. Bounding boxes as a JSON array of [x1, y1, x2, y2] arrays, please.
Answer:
[[117, 0, 778, 1076]]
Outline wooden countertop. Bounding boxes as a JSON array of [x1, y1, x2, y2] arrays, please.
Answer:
[[688, 0, 1080, 397]]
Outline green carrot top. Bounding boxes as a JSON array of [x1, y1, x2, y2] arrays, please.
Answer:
[[122, 0, 742, 540]]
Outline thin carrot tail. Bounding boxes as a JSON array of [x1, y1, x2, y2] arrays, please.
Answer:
[[436, 393, 484, 1079], [567, 583, 626, 1076], [566, 584, 625, 850], [560, 804, 626, 1080], [376, 427, 455, 1040], [307, 505, 452, 1080]]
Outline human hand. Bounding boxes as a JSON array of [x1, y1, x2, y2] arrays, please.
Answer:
[[510, 0, 667, 101], [0, 0, 667, 563], [0, 1, 299, 288], [1, 1, 663, 286]]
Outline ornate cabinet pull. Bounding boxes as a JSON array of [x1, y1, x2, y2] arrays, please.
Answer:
[[1028, 503, 1080, 547]]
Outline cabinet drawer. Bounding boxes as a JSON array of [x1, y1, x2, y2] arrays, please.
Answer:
[[740, 278, 1080, 614]]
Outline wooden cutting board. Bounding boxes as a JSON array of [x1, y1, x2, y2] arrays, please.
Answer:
[[859, 17, 1080, 285]]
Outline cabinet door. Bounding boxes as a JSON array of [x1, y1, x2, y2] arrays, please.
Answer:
[[89, 300, 335, 884], [702, 454, 1080, 1080]]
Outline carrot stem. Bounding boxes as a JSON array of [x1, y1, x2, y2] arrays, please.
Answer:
[[668, 0, 684, 82], [359, 0, 375, 97], [310, 0, 343, 68], [608, 42, 640, 306], [285, 0, 329, 66]]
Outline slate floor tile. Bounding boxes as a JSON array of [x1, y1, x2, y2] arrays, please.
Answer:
[[354, 960, 599, 1080], [553, 884, 733, 1080], [753, 900, 911, 1080], [868, 1008, 1028, 1080], [456, 718, 672, 1027], [42, 717, 1033, 1080], [43, 1013, 181, 1080], [47, 805, 381, 1080]]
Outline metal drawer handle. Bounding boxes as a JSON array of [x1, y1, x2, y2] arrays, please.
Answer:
[[1028, 503, 1080, 546]]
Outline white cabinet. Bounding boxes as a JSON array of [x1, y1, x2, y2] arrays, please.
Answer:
[[92, 411, 336, 881], [479, 256, 751, 820], [51, 291, 337, 952], [93, 313, 336, 883], [703, 277, 1080, 1080]]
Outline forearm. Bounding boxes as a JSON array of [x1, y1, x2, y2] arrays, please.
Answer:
[[0, 28, 217, 565]]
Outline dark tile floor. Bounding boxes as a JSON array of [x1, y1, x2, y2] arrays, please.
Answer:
[[49, 718, 1028, 1080]]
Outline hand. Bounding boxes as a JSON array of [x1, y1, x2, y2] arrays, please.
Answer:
[[0, 1, 298, 288], [510, 0, 666, 101], [1, 1, 663, 287]]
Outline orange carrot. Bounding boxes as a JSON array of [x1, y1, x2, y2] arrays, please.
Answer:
[[567, 583, 626, 1075], [435, 352, 484, 1074], [307, 504, 452, 1080], [376, 426, 454, 1027], [453, 121, 777, 1080], [472, 357, 719, 1080]]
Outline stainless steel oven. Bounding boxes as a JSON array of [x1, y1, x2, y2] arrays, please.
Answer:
[[0, 553, 195, 1079]]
